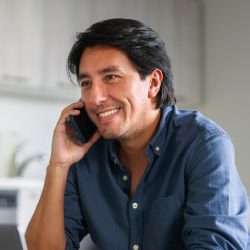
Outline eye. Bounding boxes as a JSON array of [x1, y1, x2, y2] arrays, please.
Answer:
[[105, 75, 117, 81], [80, 80, 91, 88]]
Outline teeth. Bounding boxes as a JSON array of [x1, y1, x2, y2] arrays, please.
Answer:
[[99, 108, 119, 117]]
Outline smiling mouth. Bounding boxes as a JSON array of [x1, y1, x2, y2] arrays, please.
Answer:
[[98, 108, 120, 118]]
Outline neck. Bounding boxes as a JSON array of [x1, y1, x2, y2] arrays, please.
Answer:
[[118, 108, 161, 170]]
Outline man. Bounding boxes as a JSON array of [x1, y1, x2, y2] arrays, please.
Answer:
[[25, 18, 249, 250]]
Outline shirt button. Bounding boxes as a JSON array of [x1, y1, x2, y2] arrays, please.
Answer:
[[155, 146, 160, 152], [122, 175, 128, 181], [132, 203, 138, 209], [133, 245, 139, 250]]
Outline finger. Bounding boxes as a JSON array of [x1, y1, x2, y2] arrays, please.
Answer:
[[58, 109, 79, 126], [83, 130, 101, 151], [65, 119, 76, 136], [60, 102, 85, 124], [62, 101, 84, 116], [90, 130, 101, 143]]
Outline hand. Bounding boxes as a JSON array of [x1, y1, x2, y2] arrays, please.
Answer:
[[49, 101, 101, 169]]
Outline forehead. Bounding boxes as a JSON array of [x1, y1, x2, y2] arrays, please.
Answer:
[[79, 44, 135, 73]]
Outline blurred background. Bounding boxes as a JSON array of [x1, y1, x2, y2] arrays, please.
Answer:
[[0, 0, 249, 238]]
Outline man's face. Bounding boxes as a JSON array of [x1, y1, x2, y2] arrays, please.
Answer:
[[78, 44, 155, 142]]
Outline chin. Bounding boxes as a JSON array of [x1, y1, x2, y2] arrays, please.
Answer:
[[99, 124, 129, 141], [99, 129, 120, 140]]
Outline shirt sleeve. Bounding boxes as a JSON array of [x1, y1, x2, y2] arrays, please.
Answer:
[[64, 164, 88, 250], [182, 129, 249, 250]]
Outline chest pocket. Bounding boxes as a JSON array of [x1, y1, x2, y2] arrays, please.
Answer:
[[143, 194, 185, 250]]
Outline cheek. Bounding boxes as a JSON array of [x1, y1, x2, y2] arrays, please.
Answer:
[[81, 89, 89, 102]]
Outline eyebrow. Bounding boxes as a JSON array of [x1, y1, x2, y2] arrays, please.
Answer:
[[78, 66, 121, 80]]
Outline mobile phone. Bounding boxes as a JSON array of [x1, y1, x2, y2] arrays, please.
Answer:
[[69, 107, 97, 143]]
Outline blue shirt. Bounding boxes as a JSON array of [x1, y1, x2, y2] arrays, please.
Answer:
[[64, 105, 249, 250]]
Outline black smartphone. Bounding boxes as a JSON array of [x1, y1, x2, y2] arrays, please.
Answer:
[[69, 107, 97, 143]]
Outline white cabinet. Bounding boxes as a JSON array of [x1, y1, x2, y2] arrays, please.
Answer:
[[0, 0, 43, 87], [0, 0, 201, 105], [170, 0, 201, 105], [42, 0, 92, 92], [0, 0, 81, 101]]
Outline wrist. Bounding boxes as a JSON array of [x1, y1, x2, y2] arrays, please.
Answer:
[[46, 163, 70, 180], [48, 159, 72, 170]]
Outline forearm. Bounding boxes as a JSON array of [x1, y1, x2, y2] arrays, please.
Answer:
[[25, 101, 100, 249], [25, 164, 69, 250]]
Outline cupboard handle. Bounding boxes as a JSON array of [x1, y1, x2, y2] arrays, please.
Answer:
[[2, 75, 29, 83]]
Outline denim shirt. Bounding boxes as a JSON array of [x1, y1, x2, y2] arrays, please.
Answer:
[[64, 105, 249, 250]]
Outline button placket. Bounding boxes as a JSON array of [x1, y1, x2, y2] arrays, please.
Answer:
[[128, 167, 144, 250], [129, 195, 142, 250]]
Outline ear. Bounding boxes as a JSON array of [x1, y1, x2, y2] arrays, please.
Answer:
[[148, 69, 163, 99]]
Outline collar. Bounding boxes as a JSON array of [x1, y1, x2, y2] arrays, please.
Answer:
[[108, 105, 174, 161], [147, 105, 173, 157]]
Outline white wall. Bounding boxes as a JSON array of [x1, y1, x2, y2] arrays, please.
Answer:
[[0, 96, 70, 178], [189, 0, 250, 193]]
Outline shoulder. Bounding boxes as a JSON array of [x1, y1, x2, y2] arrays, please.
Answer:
[[168, 106, 230, 142], [159, 106, 233, 163], [166, 107, 236, 173]]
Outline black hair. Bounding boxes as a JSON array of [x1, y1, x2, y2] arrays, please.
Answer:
[[67, 18, 176, 108]]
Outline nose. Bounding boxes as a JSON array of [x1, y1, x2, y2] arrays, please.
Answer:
[[89, 81, 108, 105]]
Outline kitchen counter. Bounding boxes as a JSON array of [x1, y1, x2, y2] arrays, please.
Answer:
[[0, 177, 44, 190], [0, 178, 44, 230]]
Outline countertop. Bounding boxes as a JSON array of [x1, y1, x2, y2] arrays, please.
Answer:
[[0, 178, 44, 190]]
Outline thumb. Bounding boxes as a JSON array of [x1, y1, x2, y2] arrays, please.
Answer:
[[83, 130, 101, 152]]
